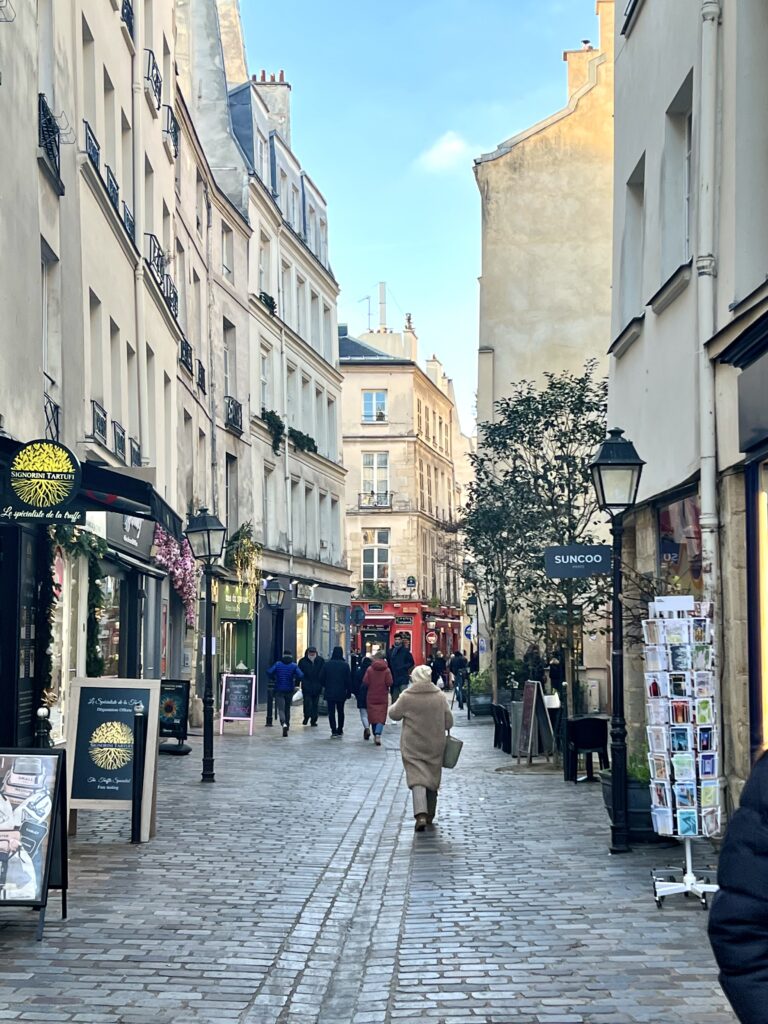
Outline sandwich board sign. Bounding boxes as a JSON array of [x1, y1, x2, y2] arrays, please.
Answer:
[[220, 674, 256, 734], [517, 680, 555, 765]]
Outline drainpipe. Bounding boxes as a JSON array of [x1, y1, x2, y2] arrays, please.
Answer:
[[132, 7, 150, 458], [205, 187, 219, 516], [697, 0, 721, 605], [277, 226, 294, 574]]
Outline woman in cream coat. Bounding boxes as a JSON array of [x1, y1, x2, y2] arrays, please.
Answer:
[[389, 664, 453, 831]]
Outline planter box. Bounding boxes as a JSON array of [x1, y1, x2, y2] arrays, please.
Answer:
[[599, 770, 668, 845], [469, 693, 493, 717]]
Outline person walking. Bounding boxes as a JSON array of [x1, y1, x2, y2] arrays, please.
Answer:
[[709, 751, 768, 1024], [389, 664, 453, 831], [320, 646, 351, 738], [430, 648, 447, 689], [298, 646, 325, 726], [363, 652, 392, 746], [267, 650, 304, 737], [351, 655, 373, 740], [449, 649, 469, 710], [387, 636, 414, 702]]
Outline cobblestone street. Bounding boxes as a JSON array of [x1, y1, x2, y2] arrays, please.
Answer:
[[0, 714, 734, 1024]]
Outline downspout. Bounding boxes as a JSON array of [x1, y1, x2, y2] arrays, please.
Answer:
[[205, 186, 219, 516], [277, 225, 294, 574], [132, 7, 150, 457], [697, 0, 721, 605]]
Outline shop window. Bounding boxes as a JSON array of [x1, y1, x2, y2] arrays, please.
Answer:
[[296, 603, 309, 658], [100, 574, 122, 676], [657, 493, 702, 599]]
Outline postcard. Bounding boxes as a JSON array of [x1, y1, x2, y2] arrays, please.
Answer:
[[693, 644, 714, 671], [692, 618, 713, 644], [699, 752, 718, 779], [678, 809, 699, 837], [674, 781, 697, 808], [670, 699, 692, 725], [652, 807, 675, 836], [669, 645, 693, 671], [702, 806, 721, 838], [645, 672, 670, 699], [670, 725, 693, 752], [694, 601, 713, 619], [648, 753, 670, 782], [664, 619, 691, 645], [698, 726, 717, 753], [671, 753, 696, 781], [696, 698, 715, 726], [645, 646, 669, 672], [651, 781, 672, 808], [643, 619, 661, 645], [647, 726, 669, 753], [694, 671, 715, 698], [646, 701, 669, 726], [700, 781, 720, 809], [669, 672, 692, 698]]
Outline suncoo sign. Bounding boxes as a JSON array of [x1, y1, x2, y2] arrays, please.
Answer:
[[544, 544, 612, 579]]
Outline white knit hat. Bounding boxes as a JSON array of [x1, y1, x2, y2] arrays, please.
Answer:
[[411, 665, 432, 685]]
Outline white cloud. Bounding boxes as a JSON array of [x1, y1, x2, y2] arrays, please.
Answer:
[[415, 131, 472, 173]]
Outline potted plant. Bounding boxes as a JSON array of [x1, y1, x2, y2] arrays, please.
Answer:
[[468, 668, 493, 716], [599, 746, 668, 844]]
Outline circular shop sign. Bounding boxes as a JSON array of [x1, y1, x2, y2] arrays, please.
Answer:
[[9, 439, 81, 509], [425, 630, 438, 646]]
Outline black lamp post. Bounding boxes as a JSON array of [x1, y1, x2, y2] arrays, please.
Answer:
[[465, 593, 478, 720], [185, 507, 227, 783], [264, 577, 286, 726], [588, 428, 645, 853]]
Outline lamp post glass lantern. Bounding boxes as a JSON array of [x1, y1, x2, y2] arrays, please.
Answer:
[[185, 507, 226, 783], [263, 578, 286, 726], [589, 429, 644, 853]]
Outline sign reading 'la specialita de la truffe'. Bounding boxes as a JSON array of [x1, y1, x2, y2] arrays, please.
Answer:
[[544, 544, 612, 579]]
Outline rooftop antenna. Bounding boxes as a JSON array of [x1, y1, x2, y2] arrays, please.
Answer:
[[358, 295, 371, 331]]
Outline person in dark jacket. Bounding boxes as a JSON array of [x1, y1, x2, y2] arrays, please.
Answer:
[[430, 648, 447, 688], [449, 650, 469, 709], [388, 636, 415, 702], [350, 656, 373, 740], [267, 651, 303, 737], [319, 646, 351, 738], [298, 646, 325, 726], [709, 751, 768, 1024]]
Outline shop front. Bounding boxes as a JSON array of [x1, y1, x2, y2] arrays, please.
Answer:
[[351, 600, 461, 665]]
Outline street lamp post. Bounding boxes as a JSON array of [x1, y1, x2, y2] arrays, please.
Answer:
[[465, 593, 478, 721], [589, 428, 645, 854], [185, 507, 227, 784], [264, 578, 286, 727]]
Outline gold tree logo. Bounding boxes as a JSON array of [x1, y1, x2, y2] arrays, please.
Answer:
[[89, 721, 134, 770], [10, 442, 78, 508]]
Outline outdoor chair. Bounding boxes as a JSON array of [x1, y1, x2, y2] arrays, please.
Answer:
[[491, 704, 503, 749], [566, 715, 609, 783], [499, 705, 512, 754]]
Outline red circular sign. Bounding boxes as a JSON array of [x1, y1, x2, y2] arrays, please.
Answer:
[[425, 630, 438, 645]]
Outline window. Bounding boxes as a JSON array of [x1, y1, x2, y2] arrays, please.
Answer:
[[89, 290, 103, 405], [222, 318, 235, 395], [310, 291, 320, 349], [433, 410, 437, 443], [661, 73, 694, 279], [362, 452, 389, 503], [658, 494, 702, 600], [427, 464, 433, 514], [195, 171, 204, 235], [301, 375, 311, 431], [684, 111, 693, 261], [279, 168, 288, 213], [121, 111, 133, 204], [221, 222, 234, 282], [319, 492, 330, 561], [421, 530, 428, 598], [326, 397, 337, 460], [225, 454, 238, 533], [419, 459, 425, 510], [296, 276, 306, 336], [305, 486, 316, 557], [620, 154, 646, 326], [281, 261, 291, 321], [438, 417, 444, 450], [417, 399, 422, 434], [307, 205, 316, 249], [198, 429, 207, 506], [103, 67, 116, 169], [425, 406, 430, 440], [314, 387, 324, 451], [258, 232, 270, 293], [260, 347, 270, 410], [322, 304, 332, 361], [362, 528, 390, 585], [291, 478, 302, 551], [331, 497, 340, 563], [291, 185, 300, 229], [319, 219, 328, 264], [362, 389, 387, 423], [286, 364, 297, 425], [257, 134, 267, 182], [183, 410, 193, 506], [262, 465, 273, 546]]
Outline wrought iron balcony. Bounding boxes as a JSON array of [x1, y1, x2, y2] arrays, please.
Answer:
[[84, 120, 100, 173], [129, 436, 141, 467], [144, 49, 162, 110], [91, 400, 107, 446], [123, 202, 135, 243], [163, 104, 179, 158], [163, 274, 179, 318], [179, 337, 193, 374], [113, 421, 126, 462], [224, 395, 243, 435], [145, 232, 164, 283], [38, 94, 60, 178], [196, 359, 206, 393], [120, 0, 134, 40], [105, 165, 119, 211], [358, 491, 393, 510], [44, 386, 60, 442]]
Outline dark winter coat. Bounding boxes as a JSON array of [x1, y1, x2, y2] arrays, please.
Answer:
[[364, 660, 393, 726], [449, 654, 468, 679], [351, 658, 372, 710], [431, 654, 447, 686], [320, 647, 352, 702], [298, 653, 325, 695], [709, 752, 768, 1024], [388, 645, 415, 687], [268, 657, 304, 693]]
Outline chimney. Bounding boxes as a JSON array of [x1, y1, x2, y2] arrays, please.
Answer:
[[252, 70, 293, 146]]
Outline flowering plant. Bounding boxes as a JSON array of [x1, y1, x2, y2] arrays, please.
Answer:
[[153, 525, 200, 626]]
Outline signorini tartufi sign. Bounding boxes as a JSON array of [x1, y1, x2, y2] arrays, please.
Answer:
[[544, 544, 612, 579]]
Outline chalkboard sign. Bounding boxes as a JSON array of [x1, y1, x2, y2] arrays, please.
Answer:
[[220, 674, 256, 735], [517, 680, 555, 765], [159, 680, 190, 741]]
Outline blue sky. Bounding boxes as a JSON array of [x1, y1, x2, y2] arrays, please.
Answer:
[[240, 0, 603, 432]]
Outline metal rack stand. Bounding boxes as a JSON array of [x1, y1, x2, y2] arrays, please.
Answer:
[[651, 837, 719, 909]]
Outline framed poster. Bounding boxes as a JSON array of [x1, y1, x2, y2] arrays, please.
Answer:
[[66, 679, 160, 843], [0, 748, 68, 938], [220, 674, 256, 735]]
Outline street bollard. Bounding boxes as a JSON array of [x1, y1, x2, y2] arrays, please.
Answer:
[[35, 707, 53, 748], [466, 677, 472, 721], [131, 702, 147, 844], [265, 680, 275, 727]]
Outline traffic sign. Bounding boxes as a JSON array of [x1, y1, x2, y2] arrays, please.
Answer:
[[478, 637, 487, 654], [426, 630, 438, 645], [464, 624, 472, 640]]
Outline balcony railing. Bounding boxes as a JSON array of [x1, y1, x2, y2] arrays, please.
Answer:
[[145, 232, 164, 282], [358, 491, 393, 509], [38, 94, 60, 178], [179, 337, 193, 374], [144, 49, 162, 110], [123, 202, 135, 243], [113, 421, 126, 462], [44, 385, 60, 442], [84, 120, 100, 173], [196, 359, 206, 393], [163, 273, 179, 319], [224, 395, 243, 435], [105, 165, 119, 211], [163, 104, 179, 157], [120, 0, 134, 40], [129, 436, 141, 467], [259, 291, 277, 315], [91, 400, 107, 445]]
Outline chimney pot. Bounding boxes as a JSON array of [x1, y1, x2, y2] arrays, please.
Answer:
[[270, 73, 276, 82], [260, 70, 266, 82], [279, 70, 285, 83]]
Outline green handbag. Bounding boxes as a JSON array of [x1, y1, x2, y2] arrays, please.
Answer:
[[443, 732, 463, 769]]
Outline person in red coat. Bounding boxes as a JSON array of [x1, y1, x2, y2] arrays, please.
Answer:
[[364, 652, 393, 747]]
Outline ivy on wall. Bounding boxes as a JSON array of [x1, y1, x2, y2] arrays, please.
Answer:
[[288, 427, 318, 454], [261, 408, 285, 454], [52, 525, 107, 677]]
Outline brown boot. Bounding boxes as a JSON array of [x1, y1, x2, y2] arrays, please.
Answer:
[[414, 814, 428, 832]]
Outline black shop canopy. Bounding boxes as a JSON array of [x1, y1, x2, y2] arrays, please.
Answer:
[[0, 435, 183, 541]]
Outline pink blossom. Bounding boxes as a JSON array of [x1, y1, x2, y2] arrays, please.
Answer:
[[153, 525, 200, 626]]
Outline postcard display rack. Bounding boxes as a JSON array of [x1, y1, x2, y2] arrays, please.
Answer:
[[643, 596, 720, 909]]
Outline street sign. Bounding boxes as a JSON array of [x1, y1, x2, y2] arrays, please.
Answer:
[[464, 624, 472, 640], [406, 575, 416, 588], [544, 544, 611, 579], [478, 637, 487, 654], [426, 630, 438, 646]]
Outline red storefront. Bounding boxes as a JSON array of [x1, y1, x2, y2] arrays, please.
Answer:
[[351, 600, 461, 665]]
